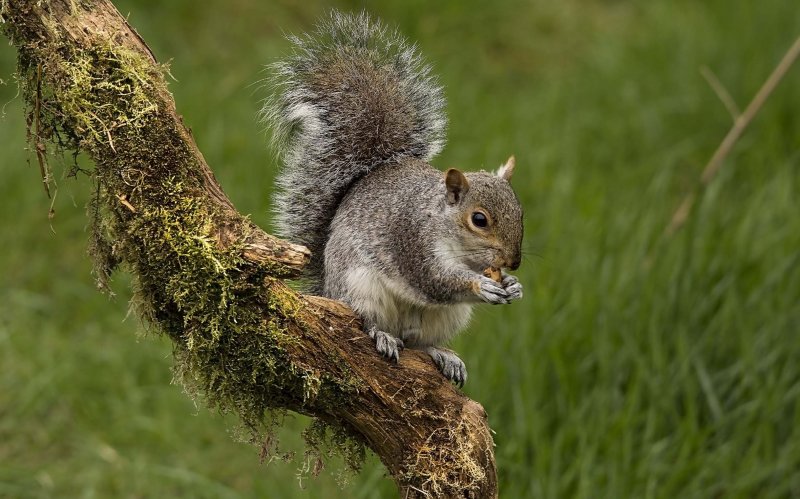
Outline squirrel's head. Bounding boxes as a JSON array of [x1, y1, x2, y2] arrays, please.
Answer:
[[443, 156, 523, 272]]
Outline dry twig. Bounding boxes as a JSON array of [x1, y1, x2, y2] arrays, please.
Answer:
[[665, 35, 800, 236]]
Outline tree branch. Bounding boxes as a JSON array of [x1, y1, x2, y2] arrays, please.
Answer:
[[1, 1, 497, 497]]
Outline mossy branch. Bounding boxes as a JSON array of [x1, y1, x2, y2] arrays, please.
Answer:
[[1, 1, 498, 497]]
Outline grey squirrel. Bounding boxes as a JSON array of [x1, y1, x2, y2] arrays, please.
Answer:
[[263, 11, 523, 386]]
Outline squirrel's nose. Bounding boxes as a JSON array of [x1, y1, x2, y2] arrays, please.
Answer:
[[507, 254, 521, 271]]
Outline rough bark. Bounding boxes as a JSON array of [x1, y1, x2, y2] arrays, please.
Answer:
[[0, 1, 498, 497]]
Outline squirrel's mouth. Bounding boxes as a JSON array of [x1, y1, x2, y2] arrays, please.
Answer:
[[461, 248, 499, 274], [491, 256, 520, 271]]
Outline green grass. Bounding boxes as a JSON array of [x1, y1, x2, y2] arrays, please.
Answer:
[[1, 0, 799, 497]]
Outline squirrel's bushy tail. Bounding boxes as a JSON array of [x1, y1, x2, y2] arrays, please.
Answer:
[[263, 11, 447, 292]]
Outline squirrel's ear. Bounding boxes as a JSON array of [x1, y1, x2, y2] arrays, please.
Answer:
[[445, 168, 469, 204], [496, 155, 515, 181]]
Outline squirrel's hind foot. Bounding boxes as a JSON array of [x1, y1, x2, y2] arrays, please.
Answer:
[[368, 327, 404, 363], [425, 347, 467, 387]]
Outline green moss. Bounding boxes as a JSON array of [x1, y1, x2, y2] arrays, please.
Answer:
[[120, 176, 350, 438], [7, 16, 364, 473]]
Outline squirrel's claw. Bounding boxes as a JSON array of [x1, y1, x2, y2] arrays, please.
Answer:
[[501, 272, 518, 287], [501, 272, 523, 302], [476, 276, 511, 305], [368, 327, 404, 363], [425, 347, 467, 387], [505, 282, 523, 301]]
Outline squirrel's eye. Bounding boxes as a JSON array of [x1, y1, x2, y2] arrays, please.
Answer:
[[471, 212, 488, 228]]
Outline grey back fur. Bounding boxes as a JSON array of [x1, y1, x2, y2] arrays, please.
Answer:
[[262, 11, 447, 293]]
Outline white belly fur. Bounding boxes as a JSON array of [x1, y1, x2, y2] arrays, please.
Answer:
[[344, 266, 473, 347]]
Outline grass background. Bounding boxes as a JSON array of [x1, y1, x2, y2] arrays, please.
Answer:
[[1, 0, 799, 497]]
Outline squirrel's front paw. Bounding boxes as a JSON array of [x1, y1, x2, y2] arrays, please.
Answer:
[[474, 276, 512, 304], [425, 347, 467, 387], [368, 327, 404, 363], [501, 272, 523, 301]]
